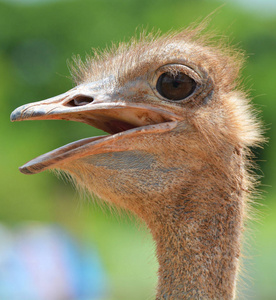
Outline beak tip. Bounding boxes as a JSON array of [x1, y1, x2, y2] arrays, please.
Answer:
[[10, 108, 21, 122], [19, 165, 35, 175], [10, 104, 29, 122], [10, 104, 44, 122]]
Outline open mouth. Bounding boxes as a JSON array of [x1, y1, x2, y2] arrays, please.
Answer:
[[11, 93, 180, 174]]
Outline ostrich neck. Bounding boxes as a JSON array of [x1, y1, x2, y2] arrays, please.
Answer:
[[149, 183, 243, 300]]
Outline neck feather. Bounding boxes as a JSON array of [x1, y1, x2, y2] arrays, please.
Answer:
[[147, 171, 244, 300]]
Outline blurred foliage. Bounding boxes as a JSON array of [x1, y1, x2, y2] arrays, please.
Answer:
[[1, 0, 276, 299]]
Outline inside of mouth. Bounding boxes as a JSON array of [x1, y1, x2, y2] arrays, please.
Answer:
[[91, 116, 172, 136], [81, 108, 173, 136], [102, 119, 138, 134]]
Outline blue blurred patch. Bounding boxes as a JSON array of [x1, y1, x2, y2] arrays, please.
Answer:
[[0, 224, 108, 300]]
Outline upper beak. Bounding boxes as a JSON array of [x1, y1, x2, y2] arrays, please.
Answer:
[[11, 79, 179, 134], [11, 78, 180, 174]]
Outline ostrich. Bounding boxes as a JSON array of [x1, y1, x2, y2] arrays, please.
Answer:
[[11, 27, 262, 299]]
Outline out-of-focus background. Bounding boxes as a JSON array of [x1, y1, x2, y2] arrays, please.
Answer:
[[1, 0, 275, 299]]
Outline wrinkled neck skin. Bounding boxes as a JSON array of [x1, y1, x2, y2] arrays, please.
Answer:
[[150, 186, 243, 300], [144, 147, 244, 299]]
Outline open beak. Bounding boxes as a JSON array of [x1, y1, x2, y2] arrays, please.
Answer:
[[11, 78, 180, 174]]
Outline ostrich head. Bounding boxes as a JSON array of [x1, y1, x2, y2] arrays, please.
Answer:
[[11, 28, 262, 299]]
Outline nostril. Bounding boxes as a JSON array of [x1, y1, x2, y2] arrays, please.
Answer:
[[67, 96, 94, 107]]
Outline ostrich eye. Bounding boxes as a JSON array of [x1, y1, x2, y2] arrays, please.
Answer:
[[156, 72, 196, 101]]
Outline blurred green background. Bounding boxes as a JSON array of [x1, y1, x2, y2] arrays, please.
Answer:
[[1, 0, 276, 299]]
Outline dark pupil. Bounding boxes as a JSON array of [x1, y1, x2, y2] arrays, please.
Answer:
[[156, 72, 196, 100]]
